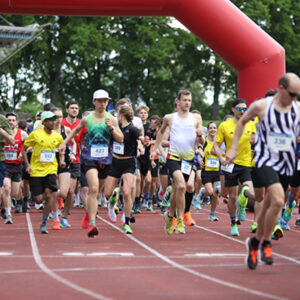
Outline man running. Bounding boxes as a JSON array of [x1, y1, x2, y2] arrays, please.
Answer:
[[226, 72, 300, 269]]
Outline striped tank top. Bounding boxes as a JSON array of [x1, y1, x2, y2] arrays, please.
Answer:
[[254, 97, 299, 176]]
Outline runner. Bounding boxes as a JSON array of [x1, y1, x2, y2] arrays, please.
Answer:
[[59, 89, 123, 238], [22, 111, 65, 234], [226, 72, 300, 269]]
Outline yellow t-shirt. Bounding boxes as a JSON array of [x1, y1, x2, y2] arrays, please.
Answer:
[[216, 118, 256, 167], [203, 137, 220, 171], [24, 128, 63, 177]]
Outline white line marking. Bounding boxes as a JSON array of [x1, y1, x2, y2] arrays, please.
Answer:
[[0, 252, 12, 256], [194, 224, 300, 265], [97, 215, 287, 300], [62, 252, 85, 256], [184, 253, 245, 257], [86, 252, 134, 257], [26, 213, 111, 300]]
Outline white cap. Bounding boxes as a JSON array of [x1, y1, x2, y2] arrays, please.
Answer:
[[93, 89, 111, 100]]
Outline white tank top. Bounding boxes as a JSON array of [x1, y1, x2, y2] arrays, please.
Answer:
[[169, 112, 196, 160]]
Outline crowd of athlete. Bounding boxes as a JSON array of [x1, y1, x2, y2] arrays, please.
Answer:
[[0, 72, 299, 270]]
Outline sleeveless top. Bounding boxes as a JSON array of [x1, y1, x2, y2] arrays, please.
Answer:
[[56, 125, 70, 167], [203, 137, 220, 172], [4, 128, 24, 164], [81, 112, 113, 164], [169, 112, 196, 161], [254, 97, 299, 176]]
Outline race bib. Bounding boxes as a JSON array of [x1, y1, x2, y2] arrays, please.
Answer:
[[221, 163, 234, 173], [5, 151, 17, 161], [207, 157, 220, 169], [91, 145, 108, 158], [297, 159, 300, 171], [181, 160, 192, 175], [113, 142, 124, 155], [40, 150, 55, 162], [267, 132, 292, 152]]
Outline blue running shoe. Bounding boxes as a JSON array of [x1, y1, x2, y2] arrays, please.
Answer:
[[193, 196, 201, 210], [60, 218, 71, 228], [283, 199, 296, 223], [230, 224, 240, 236], [40, 223, 48, 234], [279, 217, 290, 230], [237, 201, 246, 221]]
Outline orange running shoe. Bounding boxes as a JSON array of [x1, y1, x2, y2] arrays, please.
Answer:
[[81, 212, 89, 229], [52, 221, 61, 230], [58, 198, 63, 210], [172, 217, 177, 230], [183, 212, 196, 226], [88, 224, 99, 238]]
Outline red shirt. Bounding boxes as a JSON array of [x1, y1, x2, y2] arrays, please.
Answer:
[[4, 129, 24, 164]]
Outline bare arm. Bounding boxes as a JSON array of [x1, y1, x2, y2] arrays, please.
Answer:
[[105, 116, 123, 143], [212, 142, 226, 166], [21, 145, 31, 174], [0, 128, 14, 145]]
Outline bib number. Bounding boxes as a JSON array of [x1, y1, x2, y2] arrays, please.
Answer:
[[207, 158, 220, 169], [267, 132, 292, 152], [181, 160, 192, 175], [5, 151, 17, 160], [221, 163, 234, 173], [113, 142, 124, 155], [40, 150, 55, 163], [91, 145, 108, 158]]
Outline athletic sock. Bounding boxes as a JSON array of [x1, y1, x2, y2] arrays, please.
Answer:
[[134, 197, 140, 205], [230, 215, 236, 225], [5, 207, 11, 217], [89, 220, 96, 226], [125, 217, 130, 225], [144, 193, 149, 200], [184, 192, 194, 213], [250, 237, 260, 248], [53, 211, 59, 222], [41, 213, 48, 223]]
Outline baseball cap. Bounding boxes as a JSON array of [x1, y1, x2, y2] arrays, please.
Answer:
[[93, 89, 111, 100], [41, 111, 59, 121], [36, 111, 43, 117]]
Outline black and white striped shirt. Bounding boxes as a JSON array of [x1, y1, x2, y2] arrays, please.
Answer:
[[254, 97, 299, 176]]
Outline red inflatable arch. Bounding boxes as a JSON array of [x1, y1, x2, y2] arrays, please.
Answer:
[[0, 0, 285, 104]]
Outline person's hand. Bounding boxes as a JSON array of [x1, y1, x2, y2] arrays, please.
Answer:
[[105, 118, 113, 130], [225, 149, 237, 165]]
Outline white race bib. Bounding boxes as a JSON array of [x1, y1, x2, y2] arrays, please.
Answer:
[[207, 157, 220, 169], [221, 163, 234, 173], [267, 132, 292, 152], [40, 150, 55, 163], [113, 142, 124, 155], [91, 145, 108, 158], [5, 151, 17, 161], [181, 160, 192, 175], [297, 159, 300, 171]]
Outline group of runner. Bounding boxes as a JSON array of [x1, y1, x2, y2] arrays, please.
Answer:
[[0, 72, 299, 271]]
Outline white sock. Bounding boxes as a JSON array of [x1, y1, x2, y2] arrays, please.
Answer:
[[53, 210, 59, 222], [5, 207, 11, 217]]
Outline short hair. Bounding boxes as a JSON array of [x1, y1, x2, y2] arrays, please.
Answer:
[[43, 102, 55, 111], [18, 120, 27, 130], [265, 89, 277, 97], [150, 117, 163, 129], [192, 109, 200, 115], [150, 115, 160, 122], [137, 105, 149, 113], [223, 114, 233, 121], [51, 107, 62, 113], [66, 101, 79, 109], [5, 112, 17, 119], [177, 90, 191, 100], [278, 74, 289, 89], [116, 99, 130, 110], [232, 98, 247, 108], [118, 105, 133, 122], [26, 118, 33, 123]]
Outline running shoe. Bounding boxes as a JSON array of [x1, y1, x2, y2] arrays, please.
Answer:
[[35, 203, 44, 210], [130, 214, 135, 223], [110, 188, 120, 206], [164, 212, 174, 235], [163, 186, 172, 207], [283, 200, 296, 223], [245, 237, 258, 270], [260, 241, 273, 265], [134, 201, 141, 214], [279, 217, 290, 231], [296, 218, 300, 227], [4, 215, 13, 224], [124, 224, 133, 234], [175, 218, 186, 234], [107, 203, 117, 223], [14, 203, 22, 214], [147, 200, 153, 211], [237, 200, 246, 221], [250, 221, 258, 233], [88, 225, 99, 238], [60, 218, 71, 228], [172, 217, 177, 230], [142, 198, 148, 209], [81, 212, 89, 229], [192, 196, 201, 210], [183, 211, 196, 226], [52, 221, 61, 230], [40, 223, 48, 234], [208, 212, 219, 221], [271, 224, 283, 240], [48, 212, 53, 219], [230, 224, 240, 236], [238, 184, 249, 208], [121, 213, 125, 225], [223, 196, 229, 204]]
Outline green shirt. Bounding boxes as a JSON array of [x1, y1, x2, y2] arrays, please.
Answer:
[[0, 114, 13, 161]]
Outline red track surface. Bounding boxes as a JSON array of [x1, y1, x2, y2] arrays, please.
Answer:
[[0, 203, 299, 300]]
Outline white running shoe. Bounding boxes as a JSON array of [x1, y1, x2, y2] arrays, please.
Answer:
[[107, 203, 117, 223]]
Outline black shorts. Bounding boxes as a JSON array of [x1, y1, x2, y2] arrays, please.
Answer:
[[82, 160, 110, 180], [159, 163, 169, 176], [201, 170, 220, 185], [223, 164, 252, 187], [5, 163, 22, 182], [0, 161, 6, 187], [254, 165, 292, 192], [108, 157, 135, 178], [30, 174, 58, 197], [150, 159, 159, 178], [70, 163, 81, 179], [138, 157, 150, 177], [22, 162, 30, 180], [167, 158, 196, 182], [79, 163, 88, 187], [251, 167, 264, 188], [58, 165, 70, 174], [290, 159, 300, 188]]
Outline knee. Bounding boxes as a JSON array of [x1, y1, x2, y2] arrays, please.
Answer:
[[89, 186, 98, 197], [177, 183, 186, 194]]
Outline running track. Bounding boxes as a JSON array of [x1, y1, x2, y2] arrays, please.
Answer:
[[0, 203, 299, 300]]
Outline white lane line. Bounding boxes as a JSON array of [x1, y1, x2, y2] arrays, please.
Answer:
[[97, 215, 287, 300], [26, 213, 111, 300], [184, 253, 245, 257], [194, 224, 300, 265], [0, 252, 12, 256], [62, 252, 134, 257]]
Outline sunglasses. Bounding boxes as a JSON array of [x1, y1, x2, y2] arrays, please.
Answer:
[[286, 90, 299, 98], [235, 107, 247, 112]]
